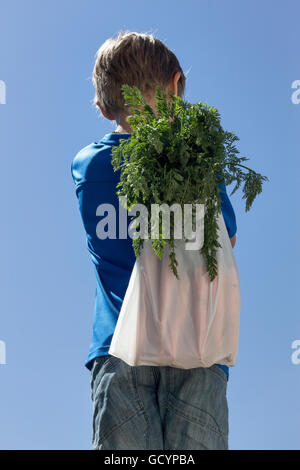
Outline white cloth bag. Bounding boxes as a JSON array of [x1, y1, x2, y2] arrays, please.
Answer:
[[109, 207, 240, 369]]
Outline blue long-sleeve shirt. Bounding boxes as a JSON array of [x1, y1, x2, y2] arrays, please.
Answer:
[[71, 132, 237, 378]]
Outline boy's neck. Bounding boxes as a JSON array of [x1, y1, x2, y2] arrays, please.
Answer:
[[113, 124, 131, 134]]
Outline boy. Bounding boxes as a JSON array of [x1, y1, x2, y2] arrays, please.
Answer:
[[71, 30, 237, 450]]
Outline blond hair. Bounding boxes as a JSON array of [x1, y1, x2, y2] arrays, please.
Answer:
[[92, 30, 186, 123]]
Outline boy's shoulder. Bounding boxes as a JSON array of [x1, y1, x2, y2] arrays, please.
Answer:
[[71, 137, 117, 186]]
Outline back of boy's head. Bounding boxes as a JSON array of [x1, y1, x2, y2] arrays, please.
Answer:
[[92, 30, 186, 124]]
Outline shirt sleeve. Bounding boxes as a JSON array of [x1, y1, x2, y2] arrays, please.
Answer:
[[217, 174, 237, 239]]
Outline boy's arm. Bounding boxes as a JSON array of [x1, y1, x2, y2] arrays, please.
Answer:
[[216, 173, 238, 248], [230, 234, 237, 248]]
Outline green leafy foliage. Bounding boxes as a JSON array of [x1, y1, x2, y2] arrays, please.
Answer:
[[111, 84, 269, 281]]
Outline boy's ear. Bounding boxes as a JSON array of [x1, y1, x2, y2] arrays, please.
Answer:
[[165, 71, 181, 101], [97, 101, 115, 121], [172, 71, 181, 97]]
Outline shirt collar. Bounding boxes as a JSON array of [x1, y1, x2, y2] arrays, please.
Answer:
[[100, 132, 131, 145]]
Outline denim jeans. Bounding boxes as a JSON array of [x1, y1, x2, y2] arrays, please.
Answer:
[[90, 354, 229, 450]]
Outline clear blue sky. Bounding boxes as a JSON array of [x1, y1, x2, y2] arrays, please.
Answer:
[[0, 0, 299, 450]]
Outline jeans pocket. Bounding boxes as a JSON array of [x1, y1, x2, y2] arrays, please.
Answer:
[[90, 355, 111, 400], [208, 364, 228, 384], [165, 391, 228, 450], [165, 365, 229, 449]]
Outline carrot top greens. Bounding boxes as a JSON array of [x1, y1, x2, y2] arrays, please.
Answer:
[[111, 85, 269, 281]]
